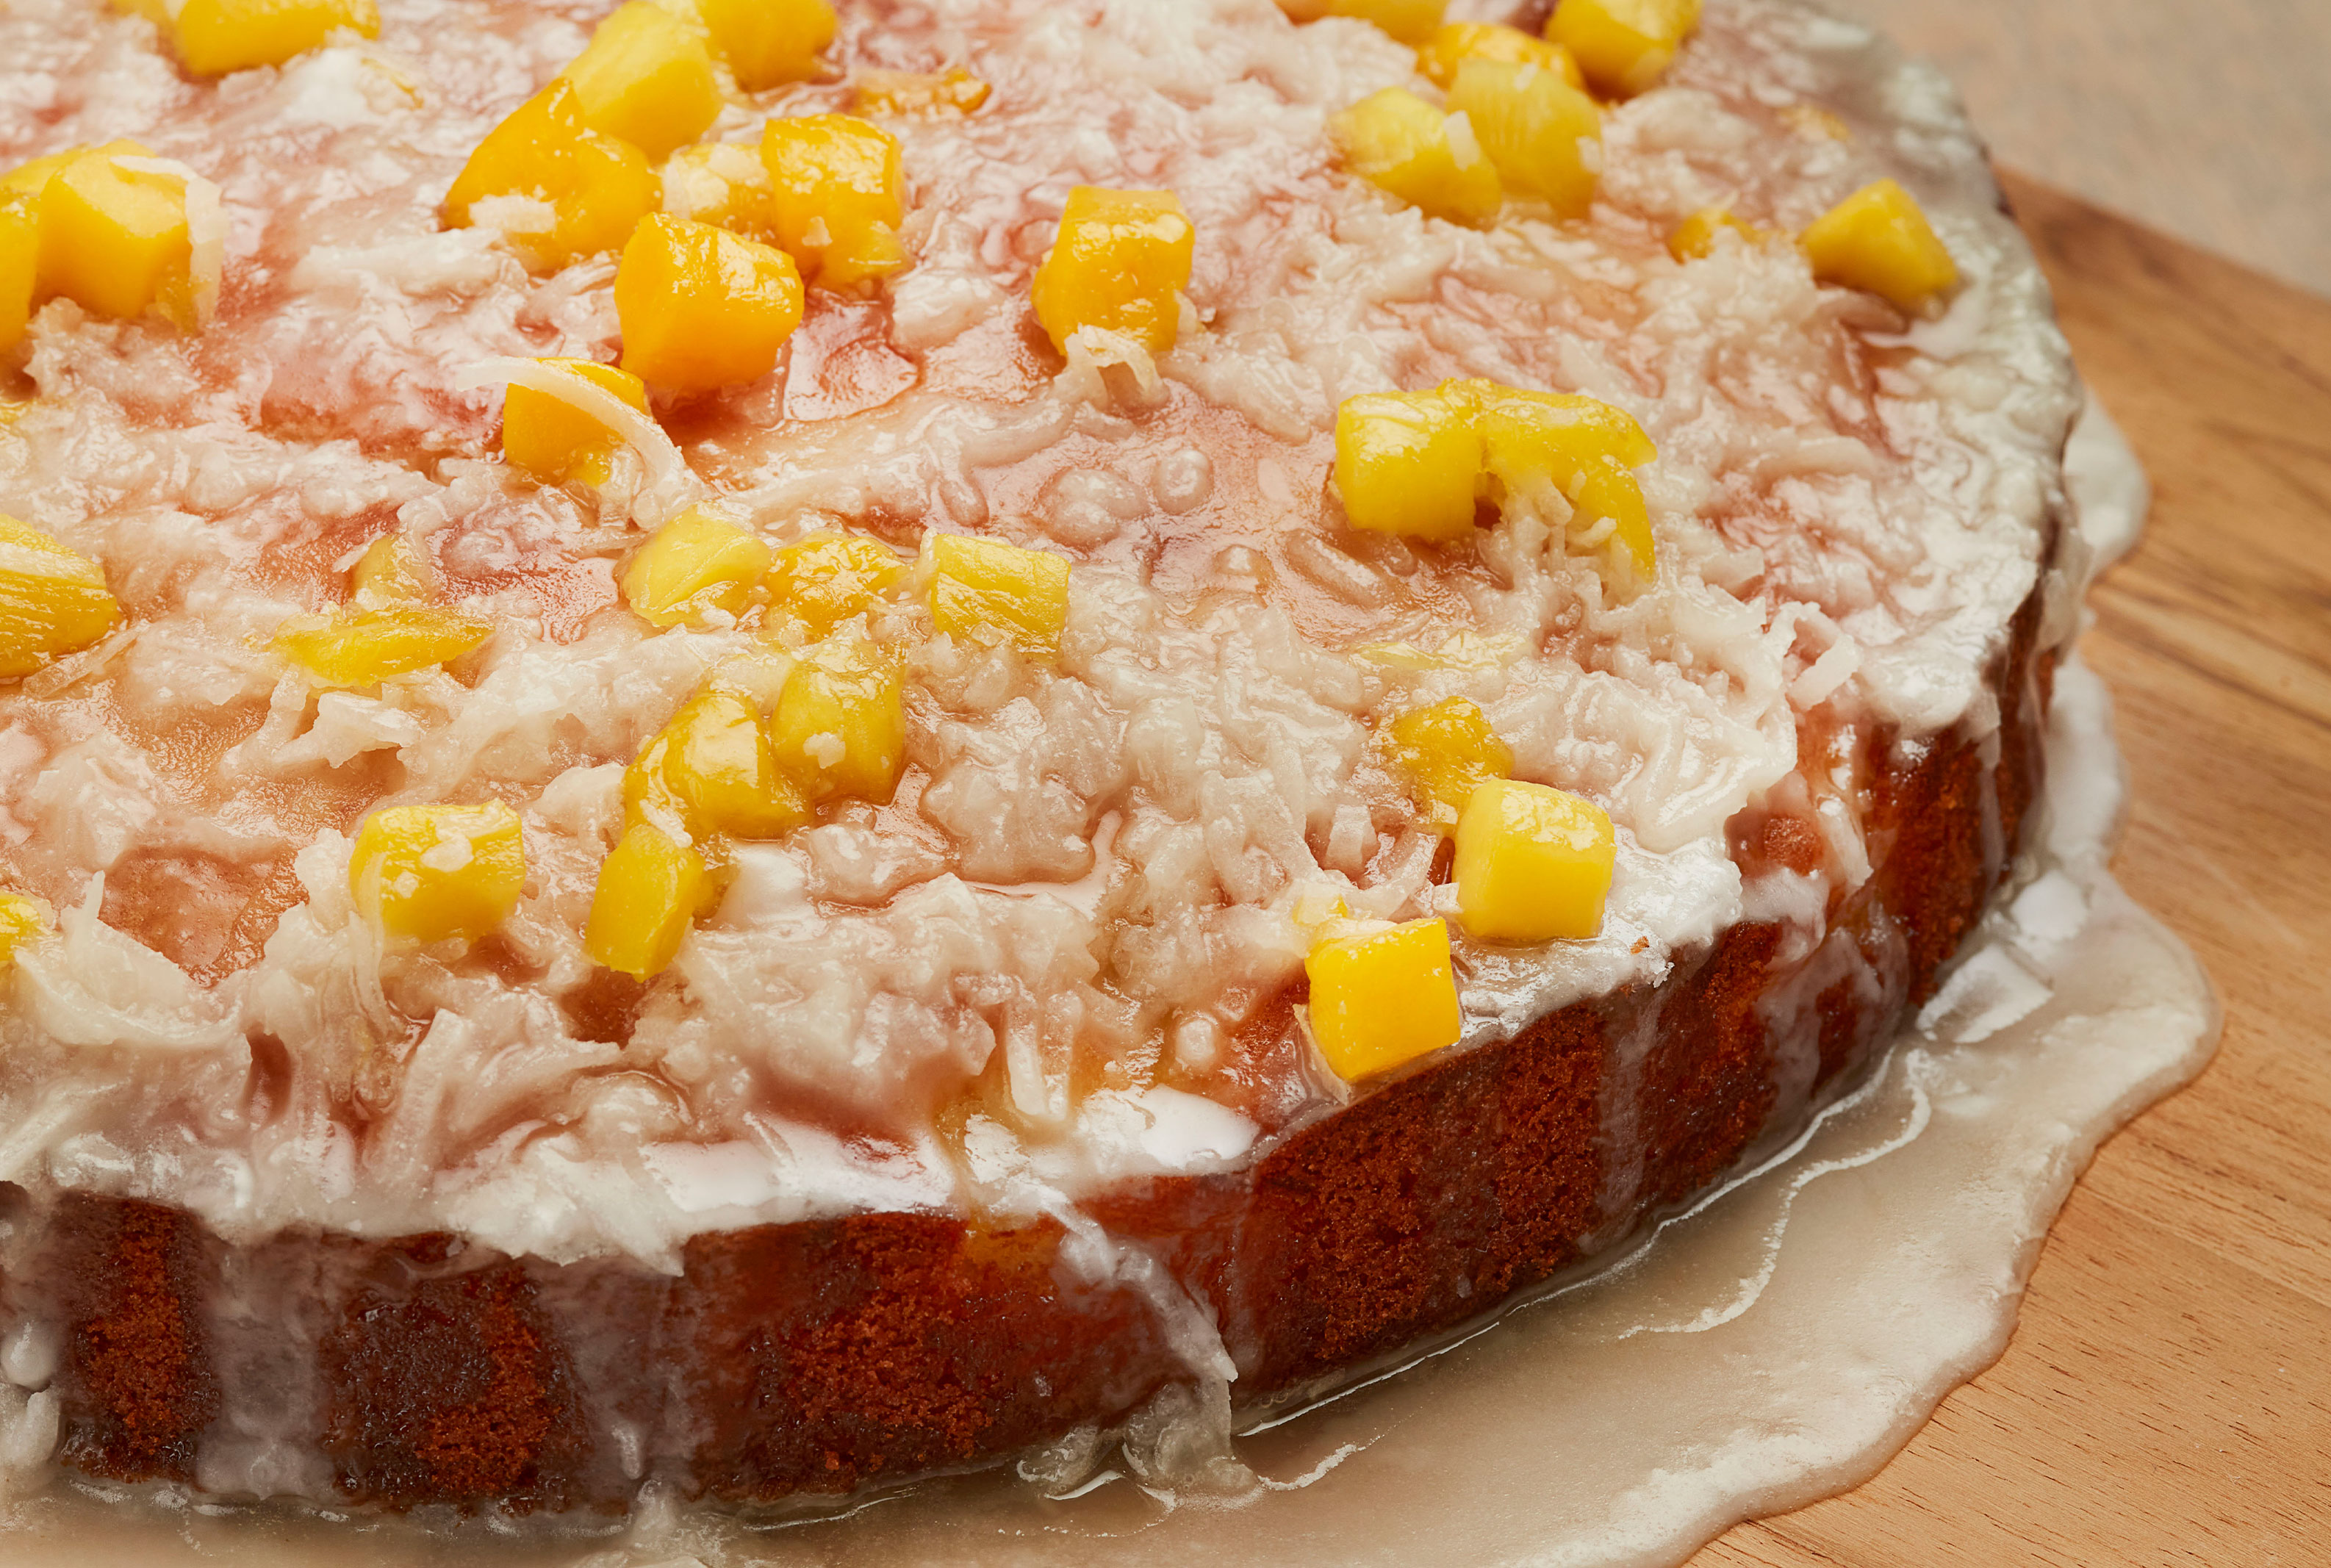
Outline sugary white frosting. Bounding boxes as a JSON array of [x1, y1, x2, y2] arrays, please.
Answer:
[[0, 0, 2075, 1264]]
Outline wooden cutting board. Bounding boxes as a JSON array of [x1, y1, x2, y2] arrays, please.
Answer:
[[1692, 176, 2331, 1565]]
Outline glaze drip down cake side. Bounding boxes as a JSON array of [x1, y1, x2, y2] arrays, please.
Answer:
[[0, 0, 2081, 1515]]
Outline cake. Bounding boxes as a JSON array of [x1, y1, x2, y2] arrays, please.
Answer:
[[0, 0, 2080, 1518]]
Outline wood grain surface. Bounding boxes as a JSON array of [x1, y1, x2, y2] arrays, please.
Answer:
[[1688, 175, 2331, 1566]]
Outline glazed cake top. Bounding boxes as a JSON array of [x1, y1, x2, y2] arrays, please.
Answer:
[[0, 0, 2075, 1265]]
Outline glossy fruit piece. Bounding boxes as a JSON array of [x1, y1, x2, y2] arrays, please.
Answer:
[[1546, 0, 1700, 98], [927, 533, 1070, 657], [1305, 917, 1463, 1082], [442, 81, 661, 273], [1667, 204, 1767, 261], [1445, 57, 1601, 218], [634, 688, 812, 840], [769, 635, 905, 804], [348, 801, 526, 945], [1453, 778, 1615, 941], [273, 605, 491, 686], [1279, 0, 1445, 46], [170, 0, 379, 76], [1333, 387, 1483, 542], [501, 357, 652, 484], [689, 0, 834, 91], [1800, 178, 1958, 314], [1379, 694, 1511, 835], [614, 214, 803, 392], [0, 515, 122, 680], [1416, 22, 1581, 90], [348, 533, 431, 607], [664, 141, 783, 245], [36, 144, 195, 326], [0, 193, 37, 354], [758, 114, 907, 289], [1326, 87, 1503, 229], [560, 1, 722, 162], [585, 821, 706, 977], [850, 67, 990, 115], [1029, 186, 1195, 354], [0, 892, 49, 970], [1461, 380, 1658, 581], [765, 531, 905, 636], [620, 507, 773, 627]]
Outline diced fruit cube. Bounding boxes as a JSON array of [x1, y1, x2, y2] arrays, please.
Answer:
[[688, 0, 834, 91], [758, 115, 907, 290], [850, 67, 990, 115], [620, 507, 773, 627], [1800, 178, 1958, 314], [1279, 0, 1445, 46], [1332, 387, 1483, 542], [766, 531, 905, 636], [170, 0, 379, 77], [1305, 917, 1463, 1081], [1445, 58, 1601, 219], [348, 533, 430, 607], [928, 533, 1070, 656], [0, 515, 121, 680], [442, 81, 661, 273], [1, 193, 39, 355], [500, 357, 651, 484], [37, 144, 196, 326], [664, 141, 783, 245], [273, 605, 492, 686], [1417, 22, 1581, 90], [1460, 380, 1657, 581], [769, 636, 905, 804], [584, 821, 705, 977], [1379, 695, 1511, 834], [633, 689, 811, 839], [1029, 186, 1194, 355], [1547, 0, 1700, 98], [1453, 778, 1615, 941], [349, 800, 525, 945], [0, 891, 47, 970], [560, 1, 722, 162], [1327, 87, 1502, 229], [1667, 204, 1767, 261], [614, 214, 803, 392]]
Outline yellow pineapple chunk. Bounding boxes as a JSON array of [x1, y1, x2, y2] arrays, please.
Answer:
[[928, 533, 1070, 656], [1029, 186, 1195, 355], [349, 801, 526, 945], [584, 820, 705, 977], [664, 141, 783, 245], [1280, 0, 1445, 46], [170, 0, 379, 77], [758, 115, 907, 291], [560, 1, 722, 162], [0, 515, 122, 680], [36, 143, 198, 327], [1327, 87, 1502, 229], [850, 67, 991, 116], [1379, 695, 1511, 834], [0, 891, 48, 971], [1800, 178, 1959, 314], [348, 533, 430, 607], [620, 507, 773, 627], [1459, 381, 1657, 582], [1, 191, 40, 355], [1417, 22, 1581, 90], [1445, 58, 1601, 219], [273, 605, 492, 686], [1453, 778, 1614, 941], [1667, 204, 1767, 262], [765, 531, 905, 636], [1547, 0, 1701, 98], [1332, 387, 1482, 542], [769, 636, 905, 804], [500, 358, 651, 484], [631, 689, 811, 839], [442, 81, 662, 273], [689, 0, 834, 91], [1304, 917, 1462, 1081], [615, 214, 804, 392]]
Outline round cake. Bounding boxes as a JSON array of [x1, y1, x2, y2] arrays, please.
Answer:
[[0, 0, 2080, 1518]]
